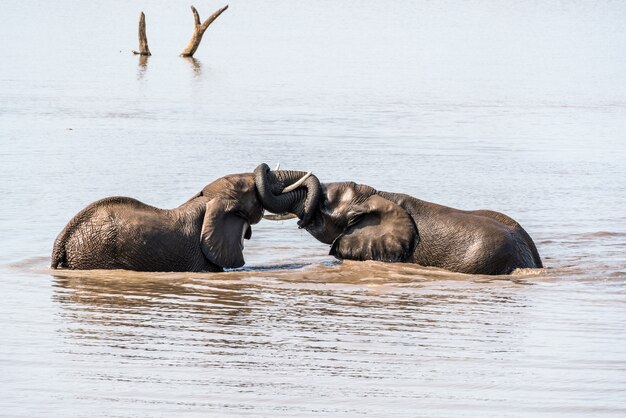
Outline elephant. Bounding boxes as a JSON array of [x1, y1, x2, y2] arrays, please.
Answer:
[[51, 168, 318, 272], [254, 166, 543, 275]]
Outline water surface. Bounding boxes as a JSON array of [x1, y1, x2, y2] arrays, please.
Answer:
[[1, 0, 626, 416]]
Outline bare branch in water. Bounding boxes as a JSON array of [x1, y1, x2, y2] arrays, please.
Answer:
[[132, 12, 152, 56], [180, 5, 228, 57]]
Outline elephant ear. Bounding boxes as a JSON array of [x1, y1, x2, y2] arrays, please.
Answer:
[[201, 199, 251, 269], [330, 195, 417, 262]]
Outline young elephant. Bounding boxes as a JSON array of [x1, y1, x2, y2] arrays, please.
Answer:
[[255, 168, 543, 275], [51, 170, 312, 272]]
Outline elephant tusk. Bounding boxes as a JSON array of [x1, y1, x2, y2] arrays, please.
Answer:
[[263, 213, 298, 221], [274, 162, 280, 171], [281, 171, 312, 193]]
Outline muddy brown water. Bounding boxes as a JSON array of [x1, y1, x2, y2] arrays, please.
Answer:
[[2, 1, 626, 416]]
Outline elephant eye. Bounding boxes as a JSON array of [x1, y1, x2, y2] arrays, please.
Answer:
[[347, 213, 365, 228]]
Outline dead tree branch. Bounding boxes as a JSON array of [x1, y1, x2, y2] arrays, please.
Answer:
[[132, 12, 151, 56], [180, 5, 228, 57]]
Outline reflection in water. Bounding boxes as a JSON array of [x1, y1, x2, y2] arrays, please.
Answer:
[[137, 54, 149, 80], [44, 264, 543, 414], [52, 271, 258, 329], [183, 57, 203, 78], [39, 261, 626, 415]]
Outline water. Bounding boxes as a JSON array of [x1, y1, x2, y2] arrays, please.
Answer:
[[1, 0, 626, 416]]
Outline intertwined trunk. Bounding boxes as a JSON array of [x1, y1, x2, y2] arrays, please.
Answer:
[[254, 164, 321, 227]]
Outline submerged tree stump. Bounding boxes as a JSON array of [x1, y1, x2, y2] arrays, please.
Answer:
[[180, 5, 228, 57], [132, 12, 151, 56]]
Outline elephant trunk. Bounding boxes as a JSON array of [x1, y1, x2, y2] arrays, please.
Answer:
[[254, 163, 321, 227]]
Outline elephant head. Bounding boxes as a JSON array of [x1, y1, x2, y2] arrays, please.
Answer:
[[308, 183, 418, 262], [194, 167, 323, 269], [255, 168, 418, 263], [194, 173, 265, 269]]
